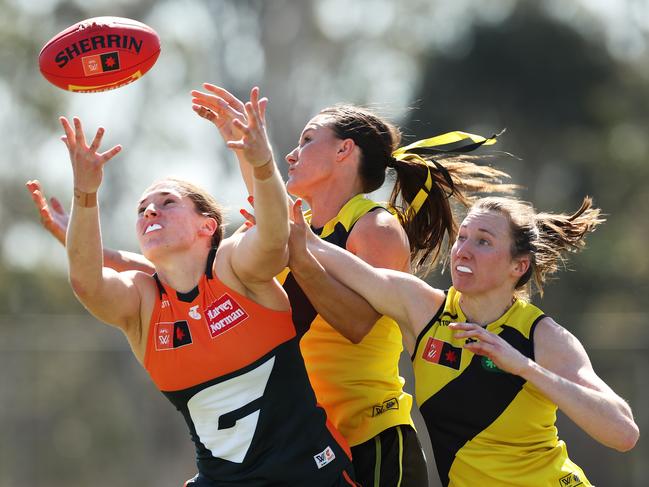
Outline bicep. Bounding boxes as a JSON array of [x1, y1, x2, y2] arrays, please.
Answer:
[[77, 268, 143, 330], [230, 228, 289, 284], [534, 318, 612, 393]]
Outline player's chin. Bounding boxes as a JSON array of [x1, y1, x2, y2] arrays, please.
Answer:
[[285, 178, 305, 198]]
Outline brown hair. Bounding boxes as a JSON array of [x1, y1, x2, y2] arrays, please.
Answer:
[[319, 104, 517, 273], [472, 196, 604, 297], [150, 178, 225, 248]]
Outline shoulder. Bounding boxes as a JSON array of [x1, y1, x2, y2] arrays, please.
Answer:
[[347, 208, 410, 270]]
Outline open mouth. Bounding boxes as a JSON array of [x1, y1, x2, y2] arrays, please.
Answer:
[[145, 223, 162, 234], [456, 265, 473, 274]]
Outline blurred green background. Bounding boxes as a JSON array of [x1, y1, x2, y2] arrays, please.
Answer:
[[0, 0, 647, 485]]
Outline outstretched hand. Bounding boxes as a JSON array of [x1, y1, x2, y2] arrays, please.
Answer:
[[450, 322, 531, 376], [25, 179, 69, 245], [191, 84, 268, 142], [59, 116, 122, 193], [192, 86, 272, 168]]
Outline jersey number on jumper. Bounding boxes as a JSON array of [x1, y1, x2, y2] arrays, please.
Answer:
[[187, 357, 274, 463]]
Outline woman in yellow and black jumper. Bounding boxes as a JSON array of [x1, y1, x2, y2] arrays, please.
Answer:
[[290, 194, 640, 486]]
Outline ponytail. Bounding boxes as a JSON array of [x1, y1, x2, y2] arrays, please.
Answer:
[[388, 131, 518, 273], [530, 197, 604, 295]]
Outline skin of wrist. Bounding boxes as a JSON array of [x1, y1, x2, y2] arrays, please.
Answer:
[[73, 188, 98, 208], [252, 157, 274, 180]]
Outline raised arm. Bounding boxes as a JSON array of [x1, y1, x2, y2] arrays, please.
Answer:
[[222, 88, 289, 285], [61, 116, 143, 332], [289, 200, 444, 350], [191, 83, 267, 196], [25, 179, 155, 274], [451, 318, 639, 451]]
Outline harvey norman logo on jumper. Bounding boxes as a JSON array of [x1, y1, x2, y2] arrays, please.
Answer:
[[205, 294, 249, 338]]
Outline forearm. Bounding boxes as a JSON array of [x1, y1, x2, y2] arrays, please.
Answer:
[[66, 202, 104, 297], [237, 156, 254, 196], [291, 257, 379, 343], [250, 161, 289, 249], [521, 361, 639, 451]]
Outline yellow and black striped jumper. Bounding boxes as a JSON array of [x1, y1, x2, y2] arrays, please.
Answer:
[[277, 194, 428, 487], [413, 287, 592, 487]]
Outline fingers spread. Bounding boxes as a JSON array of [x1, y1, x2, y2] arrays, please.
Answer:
[[73, 117, 87, 147], [88, 127, 105, 153], [50, 196, 65, 214], [99, 145, 122, 164]]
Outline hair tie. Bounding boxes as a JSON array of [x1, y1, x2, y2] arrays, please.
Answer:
[[386, 156, 398, 169]]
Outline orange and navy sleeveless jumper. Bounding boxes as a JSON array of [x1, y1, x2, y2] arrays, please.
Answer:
[[144, 249, 354, 486]]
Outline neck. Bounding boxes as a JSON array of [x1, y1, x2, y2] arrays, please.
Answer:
[[151, 247, 211, 294], [458, 289, 517, 327], [306, 178, 364, 228]]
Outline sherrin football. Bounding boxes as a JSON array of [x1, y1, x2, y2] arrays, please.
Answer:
[[39, 16, 160, 93]]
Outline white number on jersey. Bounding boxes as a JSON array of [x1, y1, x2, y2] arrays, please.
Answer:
[[187, 356, 274, 463]]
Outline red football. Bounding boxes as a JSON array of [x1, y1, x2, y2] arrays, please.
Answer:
[[39, 16, 160, 93]]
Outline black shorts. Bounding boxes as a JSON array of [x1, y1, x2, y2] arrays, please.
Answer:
[[183, 467, 357, 487], [350, 425, 428, 487]]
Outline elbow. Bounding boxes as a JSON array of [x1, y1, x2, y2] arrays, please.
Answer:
[[68, 274, 96, 301], [346, 330, 366, 345], [613, 422, 640, 452], [345, 321, 375, 344]]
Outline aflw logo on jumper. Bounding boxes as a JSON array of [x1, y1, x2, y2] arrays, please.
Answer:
[[313, 445, 336, 469], [155, 320, 192, 351], [205, 293, 249, 338], [422, 337, 461, 370], [559, 472, 584, 487], [372, 397, 399, 417]]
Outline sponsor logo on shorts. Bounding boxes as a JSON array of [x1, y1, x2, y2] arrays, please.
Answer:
[[422, 337, 461, 370], [314, 445, 336, 469], [205, 294, 249, 339], [372, 397, 400, 417], [155, 320, 192, 351], [558, 472, 584, 487]]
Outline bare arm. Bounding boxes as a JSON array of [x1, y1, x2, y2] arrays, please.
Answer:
[[451, 317, 639, 451], [61, 116, 142, 332], [25, 179, 155, 274], [290, 208, 411, 343], [192, 84, 294, 217], [290, 200, 444, 349], [191, 84, 263, 197], [223, 88, 289, 285]]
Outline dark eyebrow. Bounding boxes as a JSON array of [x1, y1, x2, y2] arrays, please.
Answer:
[[477, 227, 497, 237], [300, 128, 315, 139], [138, 191, 171, 206]]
